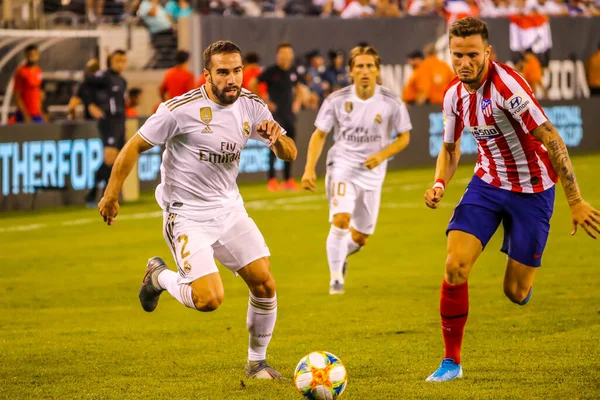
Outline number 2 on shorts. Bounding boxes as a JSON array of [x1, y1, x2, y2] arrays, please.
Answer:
[[177, 235, 190, 259]]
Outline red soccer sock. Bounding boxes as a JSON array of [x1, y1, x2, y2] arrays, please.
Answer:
[[440, 280, 469, 365]]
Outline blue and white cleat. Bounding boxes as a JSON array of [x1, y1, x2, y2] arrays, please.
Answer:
[[425, 358, 463, 382]]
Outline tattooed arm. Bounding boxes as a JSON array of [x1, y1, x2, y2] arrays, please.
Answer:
[[531, 121, 600, 238]]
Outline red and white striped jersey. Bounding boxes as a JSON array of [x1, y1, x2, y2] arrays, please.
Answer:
[[442, 61, 558, 193]]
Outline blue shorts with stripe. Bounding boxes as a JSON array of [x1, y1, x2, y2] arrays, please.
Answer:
[[447, 175, 555, 267]]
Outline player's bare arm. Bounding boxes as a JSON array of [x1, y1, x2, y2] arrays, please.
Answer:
[[424, 139, 462, 209], [531, 121, 600, 238], [98, 134, 154, 225], [363, 131, 410, 170], [256, 120, 297, 162], [301, 128, 328, 192]]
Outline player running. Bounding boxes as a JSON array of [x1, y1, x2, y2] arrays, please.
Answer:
[[98, 40, 297, 380], [424, 17, 600, 382], [301, 46, 412, 295]]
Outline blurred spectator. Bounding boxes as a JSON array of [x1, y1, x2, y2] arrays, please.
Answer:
[[402, 49, 424, 105], [251, 42, 304, 192], [341, 0, 375, 18], [585, 42, 600, 96], [407, 0, 436, 15], [13, 44, 46, 124], [532, 0, 568, 15], [67, 58, 100, 120], [303, 49, 330, 102], [138, 0, 177, 69], [242, 52, 268, 98], [87, 0, 104, 23], [480, 0, 512, 17], [315, 0, 347, 16], [518, 48, 547, 98], [160, 50, 195, 101], [375, 0, 402, 16], [197, 74, 206, 87], [165, 0, 193, 22], [126, 87, 143, 117], [323, 49, 350, 93]]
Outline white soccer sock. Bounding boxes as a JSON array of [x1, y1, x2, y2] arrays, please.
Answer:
[[157, 269, 196, 309], [247, 292, 277, 361], [346, 236, 362, 257], [326, 225, 349, 284]]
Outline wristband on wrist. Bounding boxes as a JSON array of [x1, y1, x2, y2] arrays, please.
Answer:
[[432, 179, 445, 191]]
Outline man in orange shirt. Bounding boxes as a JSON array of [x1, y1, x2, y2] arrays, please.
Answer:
[[419, 43, 455, 105], [14, 44, 46, 123], [585, 42, 600, 96], [159, 50, 195, 101], [126, 87, 143, 117], [402, 50, 424, 105], [517, 49, 547, 99], [242, 52, 268, 98]]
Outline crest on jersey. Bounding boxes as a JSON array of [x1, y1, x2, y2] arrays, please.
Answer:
[[345, 102, 353, 113], [243, 121, 251, 137], [481, 98, 493, 118], [200, 107, 212, 124], [374, 114, 382, 124]]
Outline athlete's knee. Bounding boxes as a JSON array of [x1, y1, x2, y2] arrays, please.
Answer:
[[191, 287, 224, 312], [332, 214, 351, 229], [503, 282, 530, 304], [444, 253, 472, 284], [351, 231, 369, 247], [250, 273, 276, 298]]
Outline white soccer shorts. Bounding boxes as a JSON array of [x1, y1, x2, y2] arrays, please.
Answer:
[[162, 207, 270, 283], [325, 169, 382, 235]]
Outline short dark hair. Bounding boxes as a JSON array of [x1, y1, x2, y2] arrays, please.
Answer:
[[128, 87, 142, 98], [111, 49, 127, 57], [277, 42, 292, 52], [24, 44, 38, 54], [449, 17, 489, 44], [348, 46, 380, 69], [244, 52, 260, 64], [175, 50, 190, 65], [203, 40, 242, 70]]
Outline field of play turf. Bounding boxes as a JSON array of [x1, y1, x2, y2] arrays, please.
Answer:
[[1, 154, 599, 399]]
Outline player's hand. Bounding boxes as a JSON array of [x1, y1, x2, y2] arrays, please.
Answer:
[[301, 170, 317, 192], [98, 196, 119, 226], [363, 153, 385, 170], [424, 188, 444, 209], [88, 104, 105, 119], [570, 200, 600, 239], [256, 120, 282, 145]]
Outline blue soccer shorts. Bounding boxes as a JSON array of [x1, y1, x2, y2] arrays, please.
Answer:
[[446, 175, 555, 267]]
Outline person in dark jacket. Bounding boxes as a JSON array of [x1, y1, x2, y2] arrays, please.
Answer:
[[83, 50, 128, 206]]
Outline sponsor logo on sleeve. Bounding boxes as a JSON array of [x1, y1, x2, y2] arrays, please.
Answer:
[[506, 92, 531, 117]]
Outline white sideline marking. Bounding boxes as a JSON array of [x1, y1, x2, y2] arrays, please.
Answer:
[[0, 177, 527, 234]]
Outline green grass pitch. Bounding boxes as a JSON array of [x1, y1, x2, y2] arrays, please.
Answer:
[[1, 154, 599, 399]]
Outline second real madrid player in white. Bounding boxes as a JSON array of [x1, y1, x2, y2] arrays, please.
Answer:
[[301, 46, 412, 295], [98, 41, 297, 379]]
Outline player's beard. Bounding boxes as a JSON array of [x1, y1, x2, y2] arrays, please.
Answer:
[[212, 83, 241, 105], [459, 55, 488, 85]]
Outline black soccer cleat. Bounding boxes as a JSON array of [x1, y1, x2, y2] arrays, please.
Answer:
[[139, 256, 169, 312]]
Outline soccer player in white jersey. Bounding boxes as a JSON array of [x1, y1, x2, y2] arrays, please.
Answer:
[[97, 41, 297, 380], [423, 18, 599, 382], [301, 46, 412, 295]]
